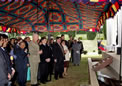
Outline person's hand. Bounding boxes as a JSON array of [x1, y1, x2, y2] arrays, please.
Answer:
[[11, 68, 15, 77], [27, 64, 30, 67], [38, 50, 43, 54], [46, 58, 50, 62], [64, 50, 67, 54], [27, 54, 30, 57], [8, 73, 12, 80], [54, 59, 57, 63], [24, 49, 27, 53]]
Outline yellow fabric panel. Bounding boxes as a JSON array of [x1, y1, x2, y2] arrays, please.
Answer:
[[0, 26, 2, 31], [90, 0, 99, 2]]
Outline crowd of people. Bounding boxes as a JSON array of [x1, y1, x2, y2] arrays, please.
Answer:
[[0, 33, 84, 86]]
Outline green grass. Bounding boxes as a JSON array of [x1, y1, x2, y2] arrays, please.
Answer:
[[38, 58, 89, 86]]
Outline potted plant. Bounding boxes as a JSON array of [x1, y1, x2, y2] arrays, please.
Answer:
[[83, 50, 88, 55]]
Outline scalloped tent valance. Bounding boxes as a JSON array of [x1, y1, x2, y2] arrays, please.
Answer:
[[0, 0, 121, 33]]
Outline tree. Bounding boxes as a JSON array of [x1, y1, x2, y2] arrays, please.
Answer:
[[52, 32, 60, 39], [39, 32, 48, 37], [67, 31, 76, 38], [87, 32, 96, 40]]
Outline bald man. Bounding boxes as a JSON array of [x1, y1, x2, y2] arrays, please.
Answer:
[[29, 33, 42, 86]]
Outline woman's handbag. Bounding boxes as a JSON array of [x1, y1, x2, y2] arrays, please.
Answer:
[[27, 67, 31, 81]]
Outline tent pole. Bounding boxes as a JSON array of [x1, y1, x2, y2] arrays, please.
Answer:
[[119, 23, 122, 84]]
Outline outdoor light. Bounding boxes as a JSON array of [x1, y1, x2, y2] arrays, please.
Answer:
[[89, 29, 92, 32]]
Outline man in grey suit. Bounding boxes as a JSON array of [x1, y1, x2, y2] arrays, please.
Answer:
[[29, 33, 42, 86]]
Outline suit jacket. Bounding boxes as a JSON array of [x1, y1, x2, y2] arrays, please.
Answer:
[[29, 41, 40, 63], [52, 43, 65, 64], [0, 47, 12, 74], [65, 40, 69, 48], [49, 44, 55, 62], [68, 40, 73, 50], [0, 47, 9, 85], [39, 44, 50, 63], [77, 41, 84, 53]]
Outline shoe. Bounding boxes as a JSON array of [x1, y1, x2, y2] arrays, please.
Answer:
[[59, 76, 64, 78], [55, 77, 58, 80], [41, 81, 46, 84], [37, 83, 40, 85], [31, 84, 38, 86], [42, 82, 46, 84], [46, 80, 51, 82], [77, 64, 80, 66]]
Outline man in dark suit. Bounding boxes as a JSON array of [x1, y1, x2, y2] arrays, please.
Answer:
[[77, 38, 84, 59], [39, 37, 51, 84], [68, 36, 74, 62], [1, 34, 15, 76], [0, 34, 11, 86], [52, 37, 65, 80]]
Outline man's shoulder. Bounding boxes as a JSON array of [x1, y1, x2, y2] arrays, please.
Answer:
[[0, 49, 3, 57]]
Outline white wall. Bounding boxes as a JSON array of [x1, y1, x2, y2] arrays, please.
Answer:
[[105, 6, 122, 76], [117, 6, 122, 47], [106, 6, 122, 52], [106, 14, 117, 46]]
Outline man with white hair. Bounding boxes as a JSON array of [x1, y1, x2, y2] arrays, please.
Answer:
[[29, 33, 42, 86]]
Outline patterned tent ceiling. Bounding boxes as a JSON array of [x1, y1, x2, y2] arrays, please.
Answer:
[[0, 0, 121, 33]]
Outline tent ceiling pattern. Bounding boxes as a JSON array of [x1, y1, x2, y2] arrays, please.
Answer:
[[0, 0, 120, 32]]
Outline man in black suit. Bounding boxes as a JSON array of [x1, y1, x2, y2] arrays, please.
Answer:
[[39, 37, 51, 84], [0, 34, 12, 86], [77, 38, 84, 59], [52, 37, 65, 80], [68, 36, 74, 62], [1, 34, 15, 76]]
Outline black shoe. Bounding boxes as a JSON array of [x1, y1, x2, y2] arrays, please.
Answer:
[[41, 81, 46, 84], [46, 80, 51, 82], [31, 84, 38, 86], [37, 83, 40, 85], [77, 64, 80, 66], [54, 77, 58, 80], [59, 76, 64, 78]]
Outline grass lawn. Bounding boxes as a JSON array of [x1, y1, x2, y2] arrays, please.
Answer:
[[25, 55, 102, 86]]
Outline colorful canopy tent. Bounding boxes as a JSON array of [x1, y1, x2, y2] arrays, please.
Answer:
[[0, 0, 121, 33]]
